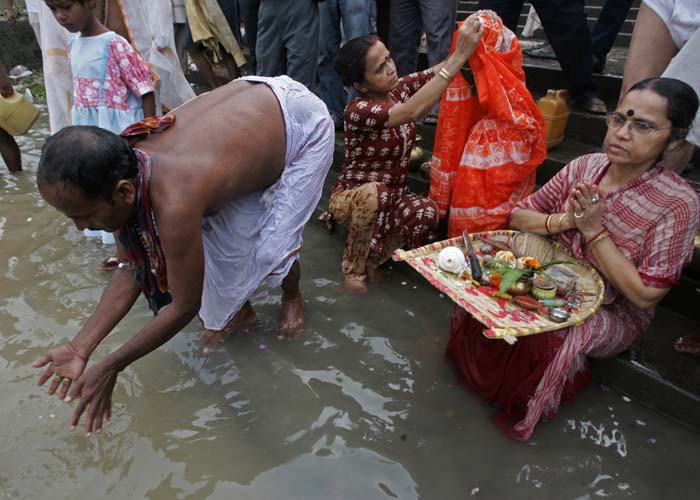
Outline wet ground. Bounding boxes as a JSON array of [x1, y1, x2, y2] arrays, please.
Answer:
[[2, 109, 700, 499]]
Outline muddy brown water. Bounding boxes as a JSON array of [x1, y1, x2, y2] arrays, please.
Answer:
[[2, 108, 700, 499]]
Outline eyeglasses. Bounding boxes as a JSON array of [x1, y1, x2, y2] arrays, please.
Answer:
[[605, 112, 672, 136]]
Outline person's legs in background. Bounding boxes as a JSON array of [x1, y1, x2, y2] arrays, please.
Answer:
[[478, 0, 524, 33], [420, 0, 456, 121], [530, 0, 605, 114], [420, 0, 456, 68], [590, 0, 633, 73], [239, 0, 260, 71], [661, 26, 700, 173], [319, 0, 371, 128], [0, 127, 21, 172], [620, 3, 677, 99], [184, 23, 222, 89], [282, 0, 320, 90], [389, 0, 422, 77], [256, 0, 288, 78]]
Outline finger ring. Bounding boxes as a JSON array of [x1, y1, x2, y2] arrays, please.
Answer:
[[574, 211, 585, 219], [591, 194, 600, 204]]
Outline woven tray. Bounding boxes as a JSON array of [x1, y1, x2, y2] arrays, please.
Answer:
[[392, 230, 604, 340]]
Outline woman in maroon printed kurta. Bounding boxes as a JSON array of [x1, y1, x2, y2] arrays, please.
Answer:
[[447, 78, 700, 441], [328, 17, 484, 293]]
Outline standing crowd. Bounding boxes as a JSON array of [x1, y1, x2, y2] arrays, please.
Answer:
[[0, 1, 699, 442]]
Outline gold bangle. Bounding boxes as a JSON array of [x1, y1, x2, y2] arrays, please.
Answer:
[[438, 67, 451, 82], [556, 213, 567, 231], [589, 231, 610, 247], [545, 214, 554, 235]]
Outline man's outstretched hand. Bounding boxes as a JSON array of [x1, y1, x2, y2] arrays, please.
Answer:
[[33, 343, 87, 400], [66, 361, 118, 437]]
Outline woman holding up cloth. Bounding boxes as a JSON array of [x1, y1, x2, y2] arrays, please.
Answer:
[[325, 15, 484, 294]]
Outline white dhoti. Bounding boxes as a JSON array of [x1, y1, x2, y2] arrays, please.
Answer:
[[198, 76, 334, 330]]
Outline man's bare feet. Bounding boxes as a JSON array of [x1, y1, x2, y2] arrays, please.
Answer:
[[673, 335, 700, 356], [279, 294, 304, 340], [344, 275, 368, 294], [203, 301, 257, 352], [367, 267, 384, 284]]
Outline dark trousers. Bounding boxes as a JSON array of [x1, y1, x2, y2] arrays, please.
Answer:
[[256, 0, 320, 89], [591, 0, 634, 64], [239, 0, 260, 67], [479, 0, 597, 102], [389, 0, 457, 77]]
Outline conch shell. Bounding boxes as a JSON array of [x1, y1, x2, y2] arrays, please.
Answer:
[[438, 247, 467, 274]]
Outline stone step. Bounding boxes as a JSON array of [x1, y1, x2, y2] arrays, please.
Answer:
[[457, 0, 641, 47]]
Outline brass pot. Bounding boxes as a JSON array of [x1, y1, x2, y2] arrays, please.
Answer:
[[508, 278, 532, 296], [410, 145, 425, 164]]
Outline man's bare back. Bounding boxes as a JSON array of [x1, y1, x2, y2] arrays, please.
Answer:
[[139, 80, 288, 217]]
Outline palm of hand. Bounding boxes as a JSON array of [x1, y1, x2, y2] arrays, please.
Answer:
[[36, 344, 87, 385], [52, 347, 87, 380]]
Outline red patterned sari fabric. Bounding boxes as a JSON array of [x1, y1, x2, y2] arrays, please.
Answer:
[[429, 12, 547, 237], [448, 153, 700, 440], [331, 70, 437, 254]]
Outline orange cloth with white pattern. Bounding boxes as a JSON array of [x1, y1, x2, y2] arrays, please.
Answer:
[[429, 11, 547, 237]]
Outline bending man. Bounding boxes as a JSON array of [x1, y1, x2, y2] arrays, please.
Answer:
[[33, 76, 334, 436]]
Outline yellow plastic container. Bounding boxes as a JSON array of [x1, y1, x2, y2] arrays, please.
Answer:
[[0, 91, 39, 136], [537, 89, 569, 150]]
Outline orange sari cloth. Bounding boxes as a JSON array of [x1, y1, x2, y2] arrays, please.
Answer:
[[429, 11, 547, 237]]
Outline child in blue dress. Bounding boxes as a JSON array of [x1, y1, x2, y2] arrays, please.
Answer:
[[46, 0, 155, 259]]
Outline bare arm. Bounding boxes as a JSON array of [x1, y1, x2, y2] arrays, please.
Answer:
[[70, 236, 141, 359], [33, 236, 141, 400], [510, 208, 576, 236], [100, 207, 204, 372], [385, 14, 483, 128], [587, 236, 669, 310], [571, 184, 669, 310], [66, 204, 205, 435], [142, 92, 156, 118]]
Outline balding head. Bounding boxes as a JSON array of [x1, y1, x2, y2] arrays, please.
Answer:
[[37, 126, 138, 201]]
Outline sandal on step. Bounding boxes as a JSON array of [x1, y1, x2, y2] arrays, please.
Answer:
[[523, 43, 557, 60], [576, 96, 608, 115]]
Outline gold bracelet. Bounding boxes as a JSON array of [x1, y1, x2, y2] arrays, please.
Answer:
[[545, 214, 554, 235], [589, 231, 610, 247], [438, 67, 451, 82], [556, 213, 567, 231]]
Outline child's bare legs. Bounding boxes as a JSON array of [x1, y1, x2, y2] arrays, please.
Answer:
[[0, 127, 21, 172]]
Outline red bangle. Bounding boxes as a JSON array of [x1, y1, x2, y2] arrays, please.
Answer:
[[585, 228, 607, 246]]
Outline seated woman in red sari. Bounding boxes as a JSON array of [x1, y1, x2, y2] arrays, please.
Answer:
[[326, 16, 484, 293], [447, 77, 700, 441]]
